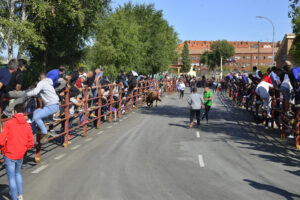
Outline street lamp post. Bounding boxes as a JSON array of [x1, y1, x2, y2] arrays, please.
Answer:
[[256, 16, 275, 67]]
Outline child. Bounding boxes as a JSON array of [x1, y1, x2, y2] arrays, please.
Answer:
[[0, 104, 34, 200], [187, 87, 203, 128]]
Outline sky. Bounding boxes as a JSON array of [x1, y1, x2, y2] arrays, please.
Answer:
[[112, 0, 296, 42], [1, 0, 297, 58]]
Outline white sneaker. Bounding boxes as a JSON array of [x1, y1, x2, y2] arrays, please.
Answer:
[[26, 119, 32, 123], [18, 195, 23, 200]]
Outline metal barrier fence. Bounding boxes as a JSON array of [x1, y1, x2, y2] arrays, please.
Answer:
[[227, 83, 300, 150], [0, 79, 176, 164]]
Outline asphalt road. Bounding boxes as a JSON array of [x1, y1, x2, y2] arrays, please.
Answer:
[[1, 89, 300, 200]]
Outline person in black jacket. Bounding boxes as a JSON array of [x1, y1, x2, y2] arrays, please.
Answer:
[[3, 59, 29, 118]]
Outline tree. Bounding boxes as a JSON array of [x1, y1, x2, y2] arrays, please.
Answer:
[[87, 3, 179, 77], [0, 0, 47, 60], [26, 0, 111, 72], [201, 40, 234, 71], [201, 50, 217, 71], [289, 0, 299, 20], [290, 7, 300, 64], [181, 41, 191, 73]]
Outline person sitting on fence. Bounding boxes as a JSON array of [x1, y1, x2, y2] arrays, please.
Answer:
[[46, 66, 66, 87], [280, 65, 293, 103], [255, 80, 273, 119], [0, 59, 18, 97], [60, 83, 84, 138], [26, 72, 60, 143], [0, 104, 34, 200], [2, 59, 29, 118]]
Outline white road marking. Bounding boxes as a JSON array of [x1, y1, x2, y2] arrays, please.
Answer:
[[54, 154, 66, 160], [71, 144, 81, 150], [198, 155, 205, 168], [196, 131, 200, 138], [107, 126, 112, 129], [97, 131, 104, 135], [85, 138, 93, 142], [32, 165, 48, 174]]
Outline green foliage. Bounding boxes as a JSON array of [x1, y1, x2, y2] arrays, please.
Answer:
[[26, 0, 111, 73], [201, 50, 217, 71], [87, 3, 179, 76], [201, 40, 235, 71], [290, 7, 300, 64], [181, 41, 191, 73]]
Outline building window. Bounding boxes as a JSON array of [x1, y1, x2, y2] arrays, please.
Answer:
[[242, 56, 246, 60], [268, 56, 273, 59], [262, 56, 266, 60], [197, 57, 200, 60], [261, 63, 266, 66], [235, 56, 241, 60], [247, 56, 251, 60], [254, 56, 258, 60], [247, 63, 250, 66], [254, 63, 258, 66]]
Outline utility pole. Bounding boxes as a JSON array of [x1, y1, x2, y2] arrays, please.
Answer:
[[220, 56, 223, 80], [258, 41, 260, 68], [256, 16, 275, 67]]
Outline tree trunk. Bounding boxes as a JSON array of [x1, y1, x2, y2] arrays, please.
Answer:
[[42, 51, 47, 72]]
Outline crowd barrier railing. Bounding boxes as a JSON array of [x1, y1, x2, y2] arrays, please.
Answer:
[[0, 79, 177, 164], [227, 83, 300, 150]]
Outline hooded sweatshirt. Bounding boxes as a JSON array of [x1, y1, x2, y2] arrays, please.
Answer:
[[0, 113, 34, 160], [26, 78, 59, 106], [187, 93, 203, 110]]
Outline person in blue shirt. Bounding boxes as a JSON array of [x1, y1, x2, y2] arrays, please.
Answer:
[[0, 59, 18, 95], [46, 66, 66, 87]]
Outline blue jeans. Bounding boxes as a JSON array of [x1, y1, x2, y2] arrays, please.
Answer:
[[4, 156, 23, 200], [32, 104, 59, 134]]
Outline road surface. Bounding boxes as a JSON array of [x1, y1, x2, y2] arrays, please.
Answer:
[[1, 89, 300, 200]]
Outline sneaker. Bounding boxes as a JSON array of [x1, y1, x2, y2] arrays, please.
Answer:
[[90, 113, 97, 118], [53, 116, 61, 121], [26, 118, 32, 123], [40, 133, 51, 143], [122, 110, 126, 115], [287, 134, 295, 139], [18, 195, 23, 200], [2, 110, 12, 118]]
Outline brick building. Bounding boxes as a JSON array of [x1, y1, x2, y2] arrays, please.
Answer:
[[172, 40, 280, 74], [275, 34, 300, 68]]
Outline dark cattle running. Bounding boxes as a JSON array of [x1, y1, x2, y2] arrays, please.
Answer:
[[146, 90, 161, 108]]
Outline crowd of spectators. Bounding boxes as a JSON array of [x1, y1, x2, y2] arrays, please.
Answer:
[[226, 64, 300, 135], [0, 59, 164, 144]]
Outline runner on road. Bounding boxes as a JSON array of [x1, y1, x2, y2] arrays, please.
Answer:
[[202, 87, 213, 123], [187, 87, 203, 128]]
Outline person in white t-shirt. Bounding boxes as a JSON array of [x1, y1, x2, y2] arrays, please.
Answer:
[[255, 81, 273, 117], [178, 80, 186, 99]]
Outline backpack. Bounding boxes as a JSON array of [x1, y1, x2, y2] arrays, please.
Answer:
[[128, 75, 137, 89]]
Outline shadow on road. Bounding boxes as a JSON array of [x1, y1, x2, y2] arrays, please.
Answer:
[[0, 184, 10, 200], [244, 179, 300, 200]]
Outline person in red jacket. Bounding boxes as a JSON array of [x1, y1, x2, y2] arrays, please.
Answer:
[[0, 104, 34, 200]]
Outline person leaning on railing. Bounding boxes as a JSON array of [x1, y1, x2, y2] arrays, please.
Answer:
[[0, 59, 18, 99], [2, 59, 28, 118], [25, 72, 59, 143]]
